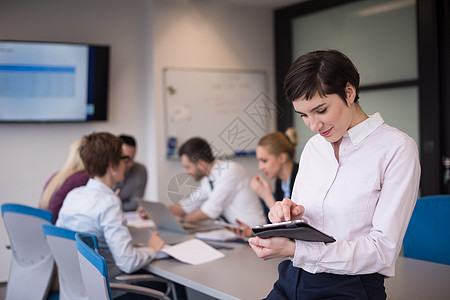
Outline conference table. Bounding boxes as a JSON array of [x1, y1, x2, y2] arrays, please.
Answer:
[[145, 241, 280, 300], [143, 240, 450, 300]]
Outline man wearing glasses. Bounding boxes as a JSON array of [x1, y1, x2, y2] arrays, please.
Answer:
[[115, 134, 148, 212]]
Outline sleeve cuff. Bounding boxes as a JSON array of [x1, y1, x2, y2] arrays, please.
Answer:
[[179, 198, 200, 214], [292, 240, 322, 269]]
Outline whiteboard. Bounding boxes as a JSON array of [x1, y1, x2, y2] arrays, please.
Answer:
[[164, 68, 275, 158]]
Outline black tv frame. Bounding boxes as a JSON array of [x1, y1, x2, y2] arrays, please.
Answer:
[[0, 40, 110, 123]]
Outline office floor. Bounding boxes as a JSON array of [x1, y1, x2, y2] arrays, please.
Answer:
[[0, 282, 213, 300], [0, 282, 6, 300], [185, 287, 217, 300]]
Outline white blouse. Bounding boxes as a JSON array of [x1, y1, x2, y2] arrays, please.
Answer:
[[291, 113, 421, 277], [179, 160, 266, 226], [57, 178, 156, 274]]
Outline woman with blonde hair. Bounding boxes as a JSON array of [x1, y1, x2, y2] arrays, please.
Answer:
[[40, 138, 89, 223], [226, 128, 299, 238], [251, 128, 299, 213]]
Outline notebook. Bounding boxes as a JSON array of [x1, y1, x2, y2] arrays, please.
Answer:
[[137, 199, 222, 244]]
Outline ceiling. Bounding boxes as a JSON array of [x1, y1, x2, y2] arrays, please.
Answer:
[[225, 0, 306, 10]]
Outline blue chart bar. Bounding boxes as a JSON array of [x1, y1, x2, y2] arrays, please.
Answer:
[[0, 64, 76, 98], [0, 65, 75, 73], [234, 150, 256, 157]]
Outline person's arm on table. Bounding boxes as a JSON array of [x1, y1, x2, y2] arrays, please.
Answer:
[[168, 204, 209, 223], [169, 180, 208, 221], [183, 208, 210, 223], [102, 198, 162, 273], [147, 231, 165, 252], [169, 204, 186, 217]]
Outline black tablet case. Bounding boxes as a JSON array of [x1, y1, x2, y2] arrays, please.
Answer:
[[252, 222, 335, 243]]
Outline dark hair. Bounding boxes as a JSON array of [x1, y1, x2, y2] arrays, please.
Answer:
[[118, 134, 136, 147], [284, 49, 360, 105], [80, 132, 123, 177], [178, 137, 215, 164]]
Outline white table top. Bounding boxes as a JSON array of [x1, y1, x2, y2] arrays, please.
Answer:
[[144, 241, 450, 300], [146, 241, 282, 300], [385, 256, 450, 299]]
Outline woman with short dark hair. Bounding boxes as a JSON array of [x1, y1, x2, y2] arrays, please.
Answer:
[[249, 50, 421, 299]]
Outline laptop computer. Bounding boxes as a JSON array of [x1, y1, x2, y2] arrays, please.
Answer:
[[137, 199, 222, 244]]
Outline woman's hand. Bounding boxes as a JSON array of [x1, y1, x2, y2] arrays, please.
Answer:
[[137, 206, 148, 219], [251, 175, 276, 208], [224, 219, 253, 239], [248, 236, 295, 260], [268, 198, 305, 223], [147, 231, 165, 252], [251, 175, 272, 198]]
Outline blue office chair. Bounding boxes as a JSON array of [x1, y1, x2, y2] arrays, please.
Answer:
[[403, 195, 450, 265], [1, 203, 55, 300], [42, 224, 98, 300], [75, 233, 171, 300]]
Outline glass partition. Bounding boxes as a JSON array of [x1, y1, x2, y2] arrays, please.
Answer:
[[290, 0, 418, 157]]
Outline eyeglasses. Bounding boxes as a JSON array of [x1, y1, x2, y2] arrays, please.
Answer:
[[120, 155, 131, 163]]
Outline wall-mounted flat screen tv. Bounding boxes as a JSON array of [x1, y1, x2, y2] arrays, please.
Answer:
[[0, 40, 109, 122]]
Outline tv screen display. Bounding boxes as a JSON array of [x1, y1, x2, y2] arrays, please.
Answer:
[[0, 40, 109, 122]]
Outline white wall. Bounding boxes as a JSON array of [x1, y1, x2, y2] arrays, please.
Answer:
[[150, 0, 275, 204], [0, 0, 275, 282], [0, 0, 154, 282]]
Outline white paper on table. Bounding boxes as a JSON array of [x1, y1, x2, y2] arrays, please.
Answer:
[[195, 229, 239, 242], [123, 211, 140, 221], [124, 211, 155, 228], [160, 238, 225, 265], [127, 219, 155, 228]]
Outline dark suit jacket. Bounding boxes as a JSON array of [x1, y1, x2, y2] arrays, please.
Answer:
[[261, 163, 299, 220], [275, 162, 299, 201]]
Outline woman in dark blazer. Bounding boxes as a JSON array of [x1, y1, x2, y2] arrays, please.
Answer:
[[251, 128, 299, 217], [226, 128, 299, 237]]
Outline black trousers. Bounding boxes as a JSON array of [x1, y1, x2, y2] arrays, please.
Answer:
[[265, 260, 386, 300]]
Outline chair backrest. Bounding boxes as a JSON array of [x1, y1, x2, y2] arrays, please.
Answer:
[[403, 195, 450, 265], [42, 224, 98, 300], [1, 203, 55, 300], [76, 233, 113, 300]]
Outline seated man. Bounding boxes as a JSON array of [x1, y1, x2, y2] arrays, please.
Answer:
[[115, 134, 148, 212], [169, 137, 266, 227]]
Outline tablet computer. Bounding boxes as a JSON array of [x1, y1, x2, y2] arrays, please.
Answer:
[[252, 220, 335, 243]]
